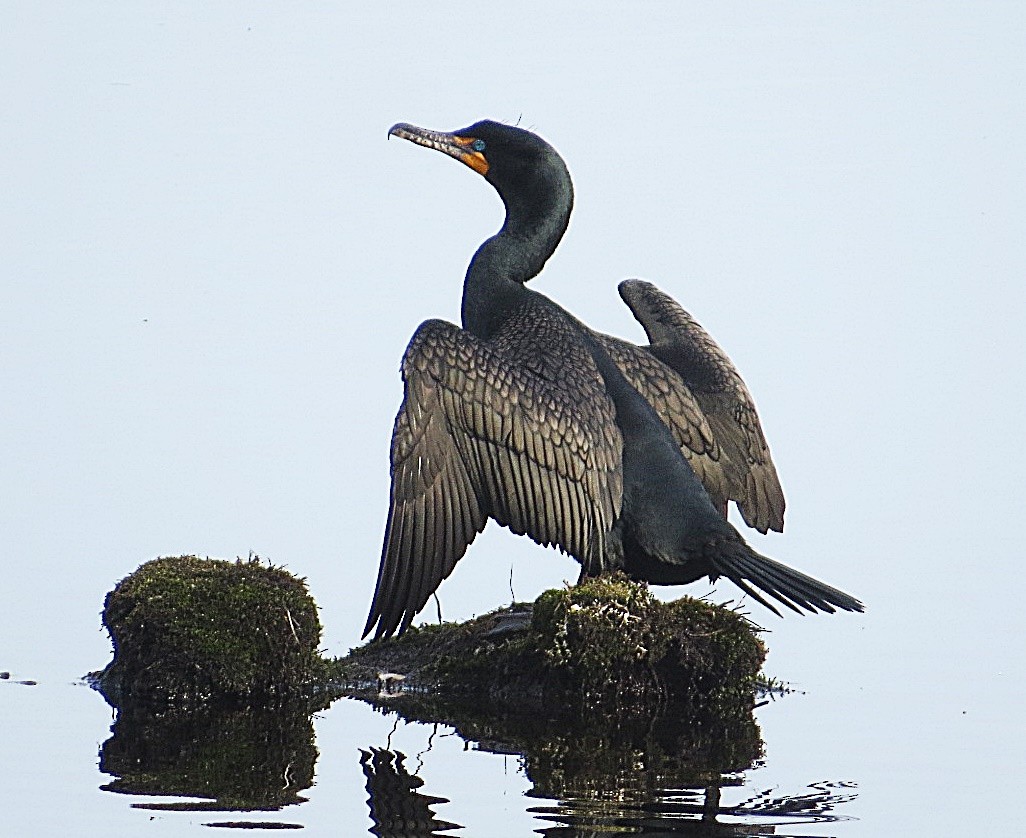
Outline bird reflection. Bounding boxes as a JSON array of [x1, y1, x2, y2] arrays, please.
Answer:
[[358, 741, 855, 836], [360, 748, 460, 836], [531, 779, 858, 836]]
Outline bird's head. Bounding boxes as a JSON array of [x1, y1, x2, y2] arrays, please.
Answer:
[[388, 120, 572, 223]]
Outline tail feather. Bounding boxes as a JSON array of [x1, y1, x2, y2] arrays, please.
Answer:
[[709, 543, 864, 616]]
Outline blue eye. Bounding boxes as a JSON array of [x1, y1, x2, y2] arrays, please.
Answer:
[[472, 139, 486, 152]]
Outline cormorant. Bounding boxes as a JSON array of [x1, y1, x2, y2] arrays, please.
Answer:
[[364, 120, 862, 639]]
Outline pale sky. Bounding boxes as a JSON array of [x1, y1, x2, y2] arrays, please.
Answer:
[[3, 3, 1024, 737]]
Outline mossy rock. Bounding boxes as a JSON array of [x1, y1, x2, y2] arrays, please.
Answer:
[[335, 574, 766, 716], [334, 575, 767, 791], [531, 575, 766, 708], [97, 555, 328, 709]]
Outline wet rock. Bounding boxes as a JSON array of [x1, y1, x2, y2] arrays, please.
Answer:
[[333, 573, 766, 717], [94, 555, 330, 710]]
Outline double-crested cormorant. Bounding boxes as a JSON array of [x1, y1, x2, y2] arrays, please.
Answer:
[[364, 120, 862, 639]]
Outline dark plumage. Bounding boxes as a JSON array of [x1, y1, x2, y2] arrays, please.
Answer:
[[364, 120, 862, 639]]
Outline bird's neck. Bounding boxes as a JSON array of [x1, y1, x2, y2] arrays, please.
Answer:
[[461, 172, 573, 339]]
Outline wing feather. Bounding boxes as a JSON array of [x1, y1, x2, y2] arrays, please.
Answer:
[[611, 279, 786, 533], [592, 331, 732, 515], [364, 317, 622, 639]]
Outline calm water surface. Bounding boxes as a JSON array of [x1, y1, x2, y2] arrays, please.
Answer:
[[3, 602, 1016, 837]]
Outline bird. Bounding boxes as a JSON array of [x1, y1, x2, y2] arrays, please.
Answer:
[[364, 120, 862, 639]]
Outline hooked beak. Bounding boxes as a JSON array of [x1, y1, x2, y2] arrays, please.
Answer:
[[388, 122, 489, 176]]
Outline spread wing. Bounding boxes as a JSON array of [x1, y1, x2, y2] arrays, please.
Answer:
[[616, 279, 785, 533], [364, 318, 623, 639], [590, 331, 732, 516]]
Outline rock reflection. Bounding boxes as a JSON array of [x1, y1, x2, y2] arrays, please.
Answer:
[[361, 748, 461, 836], [355, 694, 855, 836], [97, 700, 320, 813]]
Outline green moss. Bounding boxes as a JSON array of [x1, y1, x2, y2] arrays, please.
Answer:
[[334, 573, 766, 716], [528, 574, 765, 710], [531, 574, 656, 697], [331, 576, 768, 793], [98, 555, 328, 709]]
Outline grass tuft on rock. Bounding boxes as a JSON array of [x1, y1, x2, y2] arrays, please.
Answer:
[[97, 555, 327, 709], [334, 573, 766, 716], [532, 574, 766, 708]]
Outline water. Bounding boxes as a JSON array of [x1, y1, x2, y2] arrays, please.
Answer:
[[4, 593, 1017, 837], [1, 677, 856, 835]]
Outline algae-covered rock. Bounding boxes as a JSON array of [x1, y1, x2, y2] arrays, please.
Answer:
[[334, 574, 766, 715], [335, 577, 767, 799], [532, 575, 766, 709], [97, 555, 327, 709]]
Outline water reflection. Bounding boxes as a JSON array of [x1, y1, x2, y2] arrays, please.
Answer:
[[90, 683, 856, 834], [530, 779, 858, 835], [359, 739, 855, 837], [355, 694, 855, 836], [358, 693, 761, 800], [361, 747, 461, 836], [98, 700, 319, 814]]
